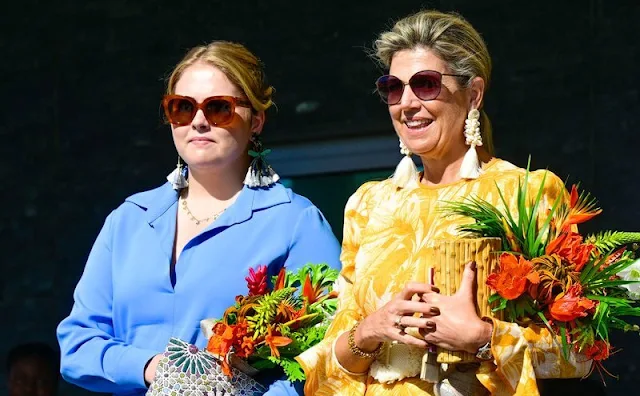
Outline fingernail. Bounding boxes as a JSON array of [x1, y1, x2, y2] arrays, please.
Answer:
[[431, 286, 440, 293], [469, 261, 476, 270], [425, 321, 436, 329], [430, 307, 440, 315]]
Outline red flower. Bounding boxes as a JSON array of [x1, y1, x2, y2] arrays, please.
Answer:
[[584, 340, 610, 361], [548, 284, 596, 322], [546, 232, 595, 271], [487, 253, 540, 300], [246, 265, 269, 296]]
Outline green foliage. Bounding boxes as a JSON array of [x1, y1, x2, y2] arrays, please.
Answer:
[[248, 288, 295, 338], [268, 356, 305, 383], [586, 231, 640, 254], [442, 162, 562, 259]]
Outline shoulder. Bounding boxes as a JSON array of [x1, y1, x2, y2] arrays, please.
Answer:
[[106, 182, 175, 224], [483, 158, 567, 194], [122, 182, 173, 210], [346, 179, 395, 209], [252, 183, 323, 220]]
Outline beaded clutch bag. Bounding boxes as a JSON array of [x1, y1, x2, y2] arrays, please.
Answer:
[[146, 338, 266, 396]]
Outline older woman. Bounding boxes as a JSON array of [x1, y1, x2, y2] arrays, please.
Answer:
[[57, 41, 341, 396], [297, 10, 592, 396]]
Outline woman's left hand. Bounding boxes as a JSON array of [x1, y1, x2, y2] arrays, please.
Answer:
[[420, 261, 493, 354]]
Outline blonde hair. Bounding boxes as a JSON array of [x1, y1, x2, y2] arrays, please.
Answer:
[[374, 10, 494, 154], [166, 41, 274, 112]]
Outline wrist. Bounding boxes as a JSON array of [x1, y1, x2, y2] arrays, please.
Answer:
[[467, 320, 493, 354], [354, 318, 381, 353]]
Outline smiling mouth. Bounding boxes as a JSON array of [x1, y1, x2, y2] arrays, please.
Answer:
[[404, 119, 433, 129]]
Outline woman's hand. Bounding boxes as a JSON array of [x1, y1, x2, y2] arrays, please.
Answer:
[[355, 282, 441, 351], [144, 354, 163, 386], [421, 262, 492, 354]]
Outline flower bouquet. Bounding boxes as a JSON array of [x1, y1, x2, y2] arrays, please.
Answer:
[[204, 263, 339, 382], [443, 167, 640, 378], [146, 263, 338, 395]]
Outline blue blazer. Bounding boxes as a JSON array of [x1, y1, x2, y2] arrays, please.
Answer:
[[57, 182, 342, 396]]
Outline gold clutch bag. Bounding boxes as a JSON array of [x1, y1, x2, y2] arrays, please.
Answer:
[[433, 237, 503, 364]]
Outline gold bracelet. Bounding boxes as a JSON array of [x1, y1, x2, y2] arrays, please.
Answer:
[[348, 321, 382, 359]]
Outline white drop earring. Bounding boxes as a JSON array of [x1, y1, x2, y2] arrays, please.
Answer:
[[391, 138, 418, 189], [459, 109, 483, 179], [243, 133, 280, 188], [166, 155, 189, 190]]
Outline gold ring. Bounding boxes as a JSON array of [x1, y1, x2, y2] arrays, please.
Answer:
[[395, 315, 404, 328]]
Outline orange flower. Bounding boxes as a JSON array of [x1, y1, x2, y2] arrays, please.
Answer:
[[206, 323, 237, 376], [274, 267, 287, 290], [303, 272, 333, 305], [604, 246, 627, 268], [548, 284, 596, 322], [236, 336, 256, 359], [584, 340, 610, 361], [487, 253, 539, 300], [234, 320, 249, 339], [546, 231, 595, 271], [264, 325, 292, 359], [275, 299, 300, 324], [557, 185, 602, 232]]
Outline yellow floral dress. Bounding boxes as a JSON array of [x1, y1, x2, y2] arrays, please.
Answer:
[[297, 158, 591, 396]]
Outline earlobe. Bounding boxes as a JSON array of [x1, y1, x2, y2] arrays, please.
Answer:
[[250, 111, 266, 134]]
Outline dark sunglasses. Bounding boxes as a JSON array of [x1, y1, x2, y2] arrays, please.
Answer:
[[162, 95, 252, 126], [375, 70, 467, 105]]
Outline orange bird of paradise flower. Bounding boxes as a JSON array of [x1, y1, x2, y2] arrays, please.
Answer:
[[557, 184, 602, 232]]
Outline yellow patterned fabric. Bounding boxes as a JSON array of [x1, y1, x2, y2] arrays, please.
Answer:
[[296, 158, 591, 396]]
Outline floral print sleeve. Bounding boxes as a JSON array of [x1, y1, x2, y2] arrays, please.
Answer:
[[296, 182, 378, 396]]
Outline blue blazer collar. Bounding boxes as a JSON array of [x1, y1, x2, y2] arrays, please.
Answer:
[[125, 182, 291, 227]]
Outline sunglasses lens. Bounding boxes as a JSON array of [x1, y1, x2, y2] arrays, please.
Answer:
[[376, 75, 404, 104], [410, 71, 441, 101], [166, 97, 195, 125], [204, 98, 234, 125]]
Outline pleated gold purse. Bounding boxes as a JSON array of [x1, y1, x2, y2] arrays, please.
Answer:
[[432, 237, 503, 364]]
